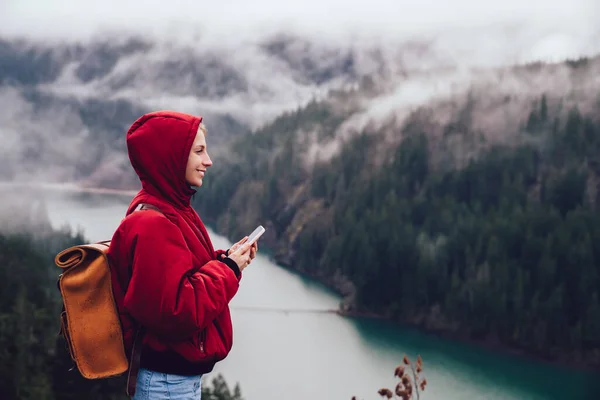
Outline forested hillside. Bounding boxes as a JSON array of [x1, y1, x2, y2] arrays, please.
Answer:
[[194, 64, 600, 367]]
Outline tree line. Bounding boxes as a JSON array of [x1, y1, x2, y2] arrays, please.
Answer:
[[195, 95, 600, 366]]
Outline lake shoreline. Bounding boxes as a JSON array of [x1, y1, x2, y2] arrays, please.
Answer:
[[273, 256, 600, 375], [199, 216, 600, 375]]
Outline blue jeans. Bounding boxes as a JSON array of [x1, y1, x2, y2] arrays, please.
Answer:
[[132, 368, 202, 399]]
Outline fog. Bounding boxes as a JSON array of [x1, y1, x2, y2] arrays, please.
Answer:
[[2, 0, 598, 62], [0, 0, 598, 191]]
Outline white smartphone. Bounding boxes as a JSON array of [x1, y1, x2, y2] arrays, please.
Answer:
[[232, 225, 265, 254], [246, 225, 265, 246]]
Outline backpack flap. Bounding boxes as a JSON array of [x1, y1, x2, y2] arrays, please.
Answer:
[[55, 242, 129, 379]]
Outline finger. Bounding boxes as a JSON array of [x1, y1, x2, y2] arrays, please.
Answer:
[[240, 243, 252, 254], [233, 239, 243, 249], [232, 239, 250, 254]]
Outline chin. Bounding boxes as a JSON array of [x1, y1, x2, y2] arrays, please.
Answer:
[[186, 179, 203, 188]]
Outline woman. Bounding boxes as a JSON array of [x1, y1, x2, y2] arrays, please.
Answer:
[[107, 110, 256, 399]]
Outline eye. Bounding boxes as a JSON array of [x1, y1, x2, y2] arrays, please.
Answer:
[[196, 149, 204, 154]]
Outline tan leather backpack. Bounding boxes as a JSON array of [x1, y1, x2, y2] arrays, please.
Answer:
[[55, 203, 159, 397]]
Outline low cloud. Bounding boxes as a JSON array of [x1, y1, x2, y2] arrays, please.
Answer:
[[0, 0, 598, 190], [1, 0, 598, 63]]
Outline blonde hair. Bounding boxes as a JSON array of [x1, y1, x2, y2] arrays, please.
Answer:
[[198, 122, 207, 136]]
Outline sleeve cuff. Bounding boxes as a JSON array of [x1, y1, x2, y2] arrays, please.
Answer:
[[222, 257, 241, 279]]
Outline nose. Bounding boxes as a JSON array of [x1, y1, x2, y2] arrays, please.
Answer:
[[203, 153, 213, 167]]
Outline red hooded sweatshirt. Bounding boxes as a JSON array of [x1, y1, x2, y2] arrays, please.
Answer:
[[107, 110, 241, 376]]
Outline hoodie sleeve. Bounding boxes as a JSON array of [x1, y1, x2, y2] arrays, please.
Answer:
[[215, 249, 228, 259], [123, 213, 239, 340], [215, 249, 242, 280]]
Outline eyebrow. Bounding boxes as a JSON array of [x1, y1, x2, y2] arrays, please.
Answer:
[[195, 144, 206, 150]]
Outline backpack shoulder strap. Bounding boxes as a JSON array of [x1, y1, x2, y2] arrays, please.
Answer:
[[126, 202, 162, 397], [126, 329, 144, 397]]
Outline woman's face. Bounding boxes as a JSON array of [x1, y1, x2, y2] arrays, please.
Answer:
[[185, 127, 213, 187]]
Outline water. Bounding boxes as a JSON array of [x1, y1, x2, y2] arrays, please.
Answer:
[[43, 192, 600, 400]]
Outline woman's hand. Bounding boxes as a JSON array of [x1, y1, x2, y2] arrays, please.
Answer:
[[249, 242, 258, 262], [227, 243, 253, 271], [227, 236, 259, 272], [228, 236, 248, 255]]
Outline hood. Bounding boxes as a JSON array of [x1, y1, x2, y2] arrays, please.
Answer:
[[126, 110, 202, 209]]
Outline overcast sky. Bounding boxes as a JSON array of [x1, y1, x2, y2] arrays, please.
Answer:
[[1, 0, 598, 51]]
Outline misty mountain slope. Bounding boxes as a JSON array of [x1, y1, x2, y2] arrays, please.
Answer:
[[298, 54, 600, 170], [193, 52, 600, 368], [1, 34, 373, 124], [1, 28, 599, 189], [197, 51, 600, 207], [194, 52, 600, 248], [0, 33, 392, 187]]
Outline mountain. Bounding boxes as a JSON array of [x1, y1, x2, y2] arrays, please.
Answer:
[[192, 53, 600, 368], [2, 27, 600, 367], [4, 26, 594, 190], [0, 33, 380, 188]]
